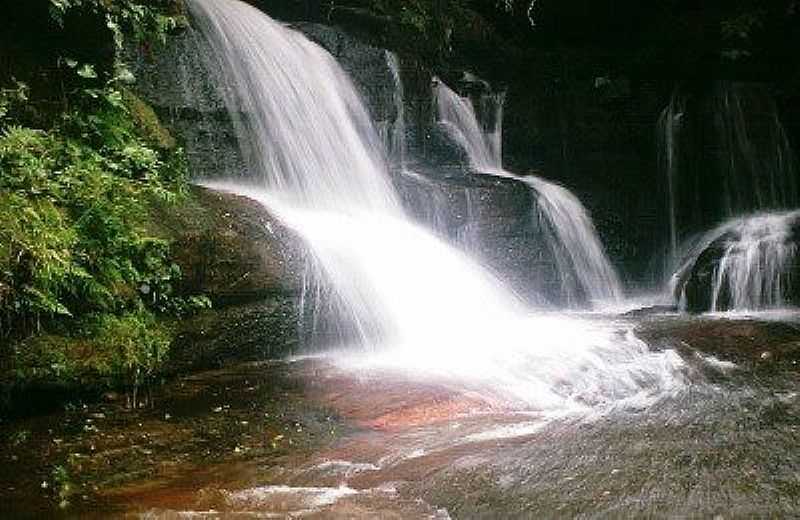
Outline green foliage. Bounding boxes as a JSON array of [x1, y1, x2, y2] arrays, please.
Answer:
[[88, 310, 172, 383], [48, 0, 187, 45], [1, 0, 201, 392], [10, 429, 31, 446], [0, 191, 78, 322], [368, 0, 464, 56], [13, 310, 173, 389], [0, 80, 30, 122], [47, 0, 188, 101], [371, 0, 439, 32], [0, 100, 191, 334], [123, 90, 176, 149], [51, 464, 74, 509]]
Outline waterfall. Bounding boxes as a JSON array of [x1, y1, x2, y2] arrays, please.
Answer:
[[657, 89, 686, 267], [671, 211, 800, 312], [714, 83, 798, 214], [188, 0, 400, 215], [434, 80, 623, 305], [188, 0, 523, 347], [433, 77, 503, 171], [186, 0, 683, 410], [660, 83, 799, 311], [384, 51, 406, 169], [660, 83, 798, 256]]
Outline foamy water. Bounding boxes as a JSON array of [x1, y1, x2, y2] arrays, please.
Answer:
[[191, 0, 685, 421]]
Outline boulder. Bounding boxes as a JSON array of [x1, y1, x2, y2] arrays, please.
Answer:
[[672, 214, 800, 313], [156, 186, 306, 370], [157, 186, 304, 305]]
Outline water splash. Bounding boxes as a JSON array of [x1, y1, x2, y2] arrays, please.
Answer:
[[335, 313, 686, 411], [434, 79, 622, 305], [189, 0, 683, 412], [671, 211, 800, 312]]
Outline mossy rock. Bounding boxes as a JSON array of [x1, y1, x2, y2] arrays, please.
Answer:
[[149, 185, 305, 305], [123, 89, 176, 150]]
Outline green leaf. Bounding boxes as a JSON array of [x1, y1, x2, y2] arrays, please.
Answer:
[[77, 64, 98, 79]]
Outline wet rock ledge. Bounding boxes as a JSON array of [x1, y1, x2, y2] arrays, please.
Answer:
[[160, 185, 305, 374], [0, 186, 306, 413]]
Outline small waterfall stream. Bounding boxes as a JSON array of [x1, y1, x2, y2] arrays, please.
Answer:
[[434, 79, 623, 306], [660, 83, 800, 311], [657, 89, 686, 266], [671, 211, 800, 312], [384, 51, 406, 169]]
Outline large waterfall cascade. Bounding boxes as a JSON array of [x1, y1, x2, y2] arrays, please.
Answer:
[[660, 83, 800, 311], [433, 79, 623, 306], [186, 0, 685, 410], [188, 0, 401, 216]]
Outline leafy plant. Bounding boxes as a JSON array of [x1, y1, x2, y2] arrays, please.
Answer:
[[1, 0, 202, 394], [0, 80, 29, 122], [51, 464, 74, 509]]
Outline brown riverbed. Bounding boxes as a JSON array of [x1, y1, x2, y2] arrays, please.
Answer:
[[2, 313, 800, 518]]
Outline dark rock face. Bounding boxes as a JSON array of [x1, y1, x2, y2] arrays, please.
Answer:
[[126, 26, 248, 182], [155, 186, 306, 369], [636, 316, 800, 374], [676, 237, 730, 313], [502, 73, 668, 285], [168, 187, 304, 305], [169, 299, 299, 372]]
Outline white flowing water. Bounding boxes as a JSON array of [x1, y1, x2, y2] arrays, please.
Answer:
[[434, 77, 503, 171], [713, 83, 798, 215], [188, 0, 400, 215], [657, 89, 686, 267], [659, 84, 798, 246], [384, 51, 406, 169], [434, 80, 623, 305], [659, 84, 799, 310], [189, 0, 683, 411], [672, 211, 800, 312]]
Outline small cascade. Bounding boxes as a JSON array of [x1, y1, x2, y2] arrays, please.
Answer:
[[434, 79, 622, 305], [659, 83, 798, 257], [657, 89, 686, 266], [671, 211, 800, 312], [713, 83, 798, 214], [660, 83, 799, 311], [434, 77, 503, 171], [384, 51, 406, 169]]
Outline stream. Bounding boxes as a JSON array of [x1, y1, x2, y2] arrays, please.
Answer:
[[3, 312, 800, 518]]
